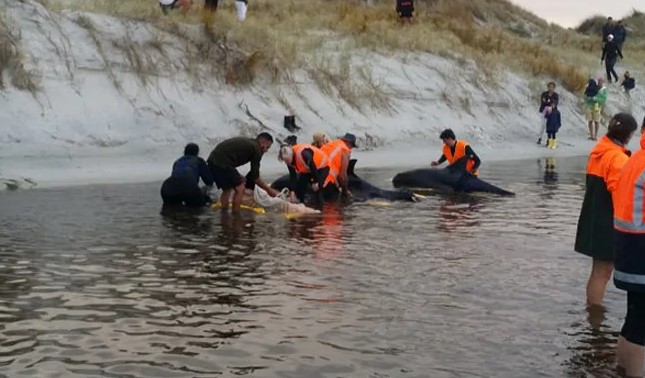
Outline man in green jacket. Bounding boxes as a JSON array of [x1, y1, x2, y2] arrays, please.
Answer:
[[585, 78, 607, 141], [207, 133, 277, 211]]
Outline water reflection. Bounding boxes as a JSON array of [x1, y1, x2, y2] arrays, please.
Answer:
[[564, 306, 620, 378], [2, 157, 618, 377], [287, 204, 347, 261], [436, 194, 483, 234]]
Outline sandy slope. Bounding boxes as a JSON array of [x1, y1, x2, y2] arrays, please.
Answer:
[[0, 0, 643, 190]]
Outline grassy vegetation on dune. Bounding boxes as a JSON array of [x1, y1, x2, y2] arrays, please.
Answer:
[[26, 0, 640, 94], [0, 8, 39, 92], [576, 10, 645, 65]]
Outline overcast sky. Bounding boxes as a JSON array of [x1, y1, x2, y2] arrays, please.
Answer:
[[510, 0, 643, 27]]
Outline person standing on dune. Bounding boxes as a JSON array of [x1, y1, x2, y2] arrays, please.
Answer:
[[602, 34, 623, 84], [396, 0, 414, 25]]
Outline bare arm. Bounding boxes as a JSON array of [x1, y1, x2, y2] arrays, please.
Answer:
[[255, 178, 277, 197], [338, 151, 350, 192]]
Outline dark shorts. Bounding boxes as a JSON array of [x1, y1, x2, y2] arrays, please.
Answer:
[[204, 0, 219, 10], [614, 231, 645, 293], [621, 291, 645, 346], [209, 164, 244, 190], [160, 176, 207, 207], [399, 9, 413, 18]]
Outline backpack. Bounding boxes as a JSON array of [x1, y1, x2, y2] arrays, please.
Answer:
[[584, 79, 598, 97]]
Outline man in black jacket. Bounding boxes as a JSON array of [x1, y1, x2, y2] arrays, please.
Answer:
[[602, 17, 614, 44], [601, 34, 623, 83], [613, 20, 627, 49]]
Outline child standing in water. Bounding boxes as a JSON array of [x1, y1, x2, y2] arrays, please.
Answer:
[[545, 105, 562, 149]]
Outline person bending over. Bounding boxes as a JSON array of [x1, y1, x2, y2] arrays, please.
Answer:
[[431, 129, 481, 176], [278, 143, 338, 204], [161, 143, 214, 207], [207, 133, 277, 211], [321, 133, 357, 197]]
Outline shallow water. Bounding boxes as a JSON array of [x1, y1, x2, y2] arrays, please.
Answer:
[[0, 156, 628, 377]]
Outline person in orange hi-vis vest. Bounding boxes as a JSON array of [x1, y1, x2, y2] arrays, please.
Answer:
[[321, 133, 357, 198], [278, 143, 338, 204], [311, 133, 329, 149], [574, 113, 638, 307], [431, 128, 481, 176], [612, 115, 645, 377]]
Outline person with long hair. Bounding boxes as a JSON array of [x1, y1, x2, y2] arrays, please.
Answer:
[[575, 113, 638, 307]]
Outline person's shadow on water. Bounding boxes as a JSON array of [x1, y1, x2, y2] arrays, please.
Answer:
[[563, 306, 621, 378]]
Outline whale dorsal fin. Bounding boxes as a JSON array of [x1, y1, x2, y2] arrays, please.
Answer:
[[348, 159, 357, 177]]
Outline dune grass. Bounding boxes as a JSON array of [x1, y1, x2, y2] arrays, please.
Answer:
[[0, 9, 40, 92], [33, 0, 645, 94]]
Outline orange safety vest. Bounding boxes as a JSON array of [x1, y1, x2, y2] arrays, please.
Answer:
[[443, 140, 479, 175], [292, 144, 337, 186], [321, 139, 351, 179], [614, 136, 645, 234]]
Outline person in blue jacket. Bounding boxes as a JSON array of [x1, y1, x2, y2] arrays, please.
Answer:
[[545, 105, 562, 149], [161, 143, 214, 207]]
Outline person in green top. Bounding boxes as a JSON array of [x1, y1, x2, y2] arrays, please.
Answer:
[[584, 78, 608, 141], [207, 133, 277, 211]]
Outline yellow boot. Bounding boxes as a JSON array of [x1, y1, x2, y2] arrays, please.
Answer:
[[551, 139, 558, 149], [546, 138, 553, 148]]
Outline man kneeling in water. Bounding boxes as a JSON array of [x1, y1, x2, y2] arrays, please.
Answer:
[[160, 143, 214, 207], [431, 128, 481, 175]]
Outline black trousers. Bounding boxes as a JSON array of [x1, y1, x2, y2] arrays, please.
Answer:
[[161, 176, 207, 207], [605, 58, 618, 83], [204, 0, 219, 11], [295, 167, 339, 204]]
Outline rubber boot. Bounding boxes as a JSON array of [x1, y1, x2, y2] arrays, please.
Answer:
[[551, 139, 557, 149], [546, 138, 553, 148]]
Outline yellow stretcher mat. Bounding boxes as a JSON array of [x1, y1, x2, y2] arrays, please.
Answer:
[[211, 201, 266, 214]]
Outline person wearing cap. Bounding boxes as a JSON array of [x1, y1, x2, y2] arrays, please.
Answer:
[[160, 143, 214, 207], [284, 135, 298, 146], [278, 144, 338, 204], [159, 0, 191, 15], [601, 34, 623, 83], [321, 133, 357, 197], [207, 133, 277, 211], [431, 129, 481, 176], [311, 133, 330, 149]]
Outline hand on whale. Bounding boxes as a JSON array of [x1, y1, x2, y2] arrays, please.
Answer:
[[392, 157, 514, 196], [271, 159, 417, 202]]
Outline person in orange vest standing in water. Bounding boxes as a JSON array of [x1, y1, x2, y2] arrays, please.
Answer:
[[278, 143, 338, 204], [611, 116, 645, 378], [575, 113, 637, 308], [431, 129, 481, 176], [321, 133, 357, 198]]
